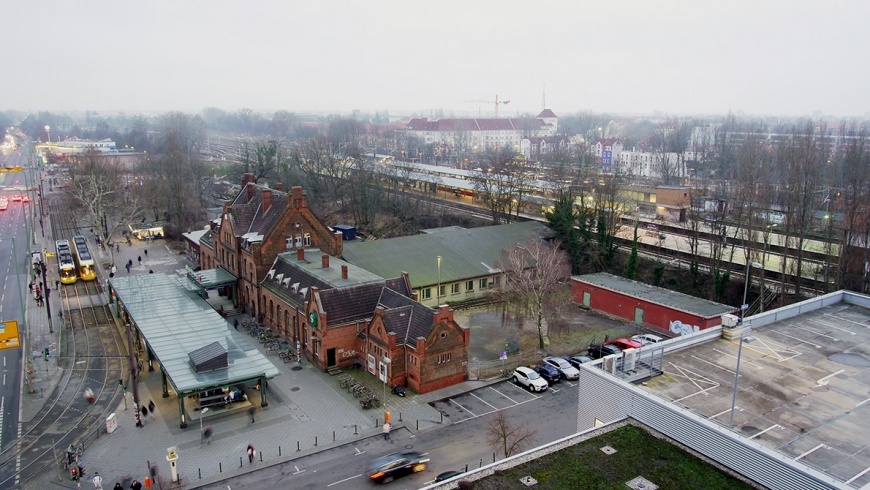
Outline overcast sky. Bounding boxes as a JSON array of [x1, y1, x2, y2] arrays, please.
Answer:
[[3, 1, 867, 119]]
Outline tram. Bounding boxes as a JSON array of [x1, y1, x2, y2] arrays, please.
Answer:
[[56, 240, 77, 284], [72, 235, 96, 281]]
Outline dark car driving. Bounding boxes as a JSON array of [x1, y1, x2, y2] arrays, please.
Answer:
[[534, 364, 561, 384], [366, 451, 430, 484]]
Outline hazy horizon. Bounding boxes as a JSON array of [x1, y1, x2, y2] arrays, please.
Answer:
[[3, 1, 867, 119]]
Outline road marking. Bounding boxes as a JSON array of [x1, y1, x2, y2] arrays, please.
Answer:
[[353, 448, 365, 456], [469, 392, 498, 411], [488, 386, 519, 405], [749, 424, 781, 439], [2, 373, 4, 385], [450, 398, 476, 417], [816, 369, 845, 386], [327, 474, 361, 486], [293, 465, 306, 474]]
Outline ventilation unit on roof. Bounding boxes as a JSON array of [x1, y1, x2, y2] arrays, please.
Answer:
[[267, 270, 276, 280], [282, 277, 292, 288], [275, 273, 284, 283], [188, 341, 228, 373]]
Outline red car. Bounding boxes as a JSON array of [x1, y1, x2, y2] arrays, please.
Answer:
[[605, 338, 643, 351]]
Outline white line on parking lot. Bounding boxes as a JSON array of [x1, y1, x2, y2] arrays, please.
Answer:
[[450, 398, 477, 417], [470, 392, 498, 411], [811, 316, 858, 335], [691, 355, 742, 375], [795, 443, 828, 460], [488, 386, 520, 405], [668, 363, 719, 403], [709, 406, 741, 420], [713, 348, 763, 371], [776, 330, 823, 347], [787, 324, 838, 341], [816, 369, 845, 386], [845, 465, 870, 484], [749, 424, 781, 439]]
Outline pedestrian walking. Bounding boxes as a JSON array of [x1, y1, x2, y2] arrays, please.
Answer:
[[202, 426, 213, 445], [125, 264, 131, 273], [55, 279, 60, 290], [116, 244, 120, 252], [140, 405, 148, 423], [130, 480, 142, 490], [92, 472, 103, 489], [233, 319, 239, 330], [148, 400, 156, 420], [247, 444, 255, 463], [249, 406, 256, 424], [114, 482, 123, 490], [111, 265, 117, 275], [144, 249, 148, 257], [137, 256, 142, 265], [383, 422, 391, 441], [28, 282, 33, 293]]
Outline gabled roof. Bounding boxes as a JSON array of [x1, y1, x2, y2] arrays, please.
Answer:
[[378, 288, 435, 346], [537, 109, 557, 118], [405, 118, 547, 132], [230, 183, 289, 239]]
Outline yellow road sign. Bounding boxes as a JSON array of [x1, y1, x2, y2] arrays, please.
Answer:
[[0, 320, 21, 350]]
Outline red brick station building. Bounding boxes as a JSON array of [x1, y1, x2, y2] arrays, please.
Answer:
[[198, 175, 469, 393]]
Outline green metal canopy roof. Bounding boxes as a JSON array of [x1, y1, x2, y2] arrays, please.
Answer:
[[109, 274, 280, 393], [341, 221, 552, 288]]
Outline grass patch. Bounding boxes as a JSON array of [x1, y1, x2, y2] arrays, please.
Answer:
[[471, 425, 753, 490]]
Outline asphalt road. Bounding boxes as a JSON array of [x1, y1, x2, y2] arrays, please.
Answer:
[[209, 376, 581, 488]]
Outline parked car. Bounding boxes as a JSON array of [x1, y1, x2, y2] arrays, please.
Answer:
[[631, 334, 665, 346], [366, 452, 430, 484], [563, 354, 595, 369], [534, 364, 561, 384], [512, 366, 548, 392], [435, 470, 464, 482], [587, 344, 622, 359], [606, 338, 643, 351], [542, 356, 580, 380]]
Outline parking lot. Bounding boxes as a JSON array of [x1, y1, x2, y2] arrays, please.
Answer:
[[641, 303, 870, 487], [430, 376, 579, 424]]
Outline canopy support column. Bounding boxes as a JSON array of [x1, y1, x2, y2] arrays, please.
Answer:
[[162, 370, 169, 398], [179, 395, 188, 429], [260, 376, 268, 408]]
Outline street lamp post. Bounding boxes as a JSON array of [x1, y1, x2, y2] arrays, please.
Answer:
[[381, 357, 391, 411], [436, 256, 442, 306], [729, 331, 755, 429], [200, 407, 209, 444], [740, 260, 763, 323]]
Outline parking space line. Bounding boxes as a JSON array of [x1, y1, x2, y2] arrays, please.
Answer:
[[450, 398, 477, 417], [745, 338, 801, 362], [816, 369, 845, 386], [791, 322, 841, 339], [489, 386, 520, 405], [691, 355, 741, 375], [667, 363, 719, 403], [749, 424, 781, 439], [795, 443, 828, 460], [845, 465, 870, 485], [713, 348, 764, 371], [469, 392, 498, 411], [812, 316, 859, 335], [505, 382, 541, 399], [774, 330, 823, 348], [709, 406, 740, 420]]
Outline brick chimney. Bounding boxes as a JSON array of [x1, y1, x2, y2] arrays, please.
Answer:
[[289, 186, 307, 208], [274, 182, 283, 191], [222, 200, 231, 216], [341, 265, 348, 279], [262, 189, 272, 214], [297, 248, 305, 261], [322, 254, 329, 269]]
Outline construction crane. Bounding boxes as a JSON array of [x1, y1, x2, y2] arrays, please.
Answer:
[[464, 94, 511, 118]]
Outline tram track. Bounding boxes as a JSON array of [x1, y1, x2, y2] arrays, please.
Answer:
[[0, 206, 126, 488]]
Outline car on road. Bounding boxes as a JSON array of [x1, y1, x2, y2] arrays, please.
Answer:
[[0, 199, 7, 211], [542, 356, 580, 380], [435, 470, 464, 482], [366, 451, 430, 484], [563, 354, 595, 369], [512, 366, 548, 392], [606, 337, 643, 351], [587, 343, 622, 359], [631, 334, 665, 345], [21, 195, 29, 202], [534, 364, 561, 384], [11, 194, 22, 201]]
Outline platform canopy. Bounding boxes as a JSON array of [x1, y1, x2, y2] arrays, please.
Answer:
[[186, 265, 237, 289], [109, 273, 279, 394]]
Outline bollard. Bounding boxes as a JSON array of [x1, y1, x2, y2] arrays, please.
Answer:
[[493, 452, 496, 462], [354, 424, 358, 435], [240, 457, 243, 468], [279, 446, 282, 456], [465, 464, 468, 473], [416, 419, 419, 431], [399, 412, 403, 422], [198, 468, 201, 479], [333, 430, 336, 441], [259, 451, 263, 462], [315, 436, 318, 447], [440, 412, 443, 424], [297, 441, 300, 452], [219, 462, 222, 473], [479, 459, 483, 468], [376, 418, 379, 427]]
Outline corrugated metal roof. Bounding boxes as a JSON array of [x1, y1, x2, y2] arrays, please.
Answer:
[[573, 272, 736, 319], [341, 222, 552, 288], [109, 274, 280, 393]]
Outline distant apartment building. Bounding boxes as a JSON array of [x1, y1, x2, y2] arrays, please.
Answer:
[[591, 138, 624, 173], [402, 109, 558, 154]]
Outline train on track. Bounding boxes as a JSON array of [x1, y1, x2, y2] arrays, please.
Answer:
[[56, 239, 77, 284], [72, 235, 96, 281]]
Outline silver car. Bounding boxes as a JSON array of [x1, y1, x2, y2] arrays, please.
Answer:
[[542, 356, 580, 380]]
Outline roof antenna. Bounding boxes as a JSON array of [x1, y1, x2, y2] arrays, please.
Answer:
[[542, 84, 546, 110]]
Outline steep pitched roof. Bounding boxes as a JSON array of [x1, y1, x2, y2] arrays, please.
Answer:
[[319, 283, 385, 325], [378, 288, 437, 346], [537, 109, 557, 118], [230, 183, 290, 240]]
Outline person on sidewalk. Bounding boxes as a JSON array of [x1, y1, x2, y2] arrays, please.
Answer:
[[234, 319, 239, 330], [148, 400, 156, 420], [92, 472, 103, 489], [129, 480, 142, 490], [247, 444, 255, 463], [55, 280, 59, 290], [249, 406, 256, 424], [137, 256, 142, 265], [140, 406, 148, 423], [383, 422, 391, 441], [144, 249, 148, 257], [114, 483, 123, 490]]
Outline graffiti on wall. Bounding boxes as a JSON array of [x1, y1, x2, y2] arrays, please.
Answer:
[[669, 320, 700, 336]]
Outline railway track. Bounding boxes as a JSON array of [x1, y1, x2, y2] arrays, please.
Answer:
[[0, 208, 126, 488]]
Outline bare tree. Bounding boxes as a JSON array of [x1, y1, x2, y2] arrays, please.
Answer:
[[835, 130, 869, 292], [492, 239, 572, 349], [486, 410, 537, 458], [472, 151, 530, 224]]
